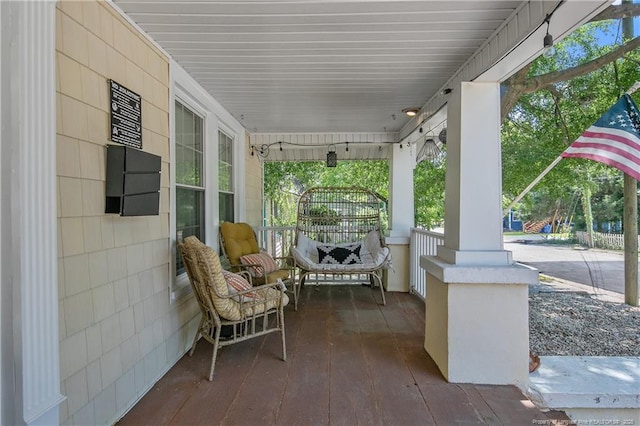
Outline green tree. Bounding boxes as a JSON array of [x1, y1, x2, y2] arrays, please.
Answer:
[[413, 159, 446, 229], [501, 14, 640, 232], [263, 160, 389, 226], [261, 3, 640, 232]]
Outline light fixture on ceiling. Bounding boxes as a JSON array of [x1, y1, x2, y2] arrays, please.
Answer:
[[417, 129, 445, 165], [422, 138, 443, 163], [251, 144, 269, 158], [542, 13, 555, 57], [438, 128, 447, 145], [402, 107, 420, 117], [326, 146, 337, 167]]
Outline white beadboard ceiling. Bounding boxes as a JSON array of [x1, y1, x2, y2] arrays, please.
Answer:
[[113, 0, 525, 134]]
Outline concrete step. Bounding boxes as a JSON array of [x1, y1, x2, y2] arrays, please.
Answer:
[[527, 356, 640, 424]]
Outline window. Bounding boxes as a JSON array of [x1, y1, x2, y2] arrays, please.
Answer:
[[218, 130, 234, 222], [175, 100, 205, 275], [171, 63, 246, 301]]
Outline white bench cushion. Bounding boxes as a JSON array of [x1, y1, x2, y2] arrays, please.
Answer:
[[293, 231, 390, 272]]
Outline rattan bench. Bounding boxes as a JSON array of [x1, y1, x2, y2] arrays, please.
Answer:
[[291, 187, 391, 309]]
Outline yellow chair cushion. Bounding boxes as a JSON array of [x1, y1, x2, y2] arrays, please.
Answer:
[[220, 222, 260, 266]]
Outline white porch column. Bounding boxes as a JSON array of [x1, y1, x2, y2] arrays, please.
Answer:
[[388, 143, 415, 238], [1, 1, 65, 424], [421, 82, 537, 387], [385, 143, 415, 292]]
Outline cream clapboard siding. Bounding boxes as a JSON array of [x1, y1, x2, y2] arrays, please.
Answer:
[[55, 1, 198, 424], [244, 130, 264, 226]]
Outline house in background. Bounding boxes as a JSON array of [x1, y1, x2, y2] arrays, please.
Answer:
[[0, 1, 610, 425]]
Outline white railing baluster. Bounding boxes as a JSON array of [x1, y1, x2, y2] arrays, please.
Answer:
[[409, 228, 444, 300], [255, 226, 297, 258]]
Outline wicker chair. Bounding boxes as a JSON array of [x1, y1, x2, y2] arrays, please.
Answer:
[[292, 187, 391, 309], [219, 222, 297, 307], [178, 236, 288, 381]]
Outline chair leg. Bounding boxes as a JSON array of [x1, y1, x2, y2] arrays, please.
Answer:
[[280, 305, 287, 362], [189, 315, 205, 356], [372, 273, 386, 306], [208, 326, 222, 381], [295, 272, 309, 311], [288, 275, 298, 312]]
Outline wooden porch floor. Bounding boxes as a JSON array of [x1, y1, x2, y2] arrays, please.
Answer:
[[118, 285, 571, 425]]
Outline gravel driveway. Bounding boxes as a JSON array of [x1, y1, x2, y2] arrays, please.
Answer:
[[510, 240, 640, 356]]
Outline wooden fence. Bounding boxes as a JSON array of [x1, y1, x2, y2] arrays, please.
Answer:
[[575, 231, 640, 250]]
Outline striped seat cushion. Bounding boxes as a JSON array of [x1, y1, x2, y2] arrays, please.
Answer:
[[240, 253, 279, 278]]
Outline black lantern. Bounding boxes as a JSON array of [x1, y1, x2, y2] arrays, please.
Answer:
[[326, 150, 337, 167]]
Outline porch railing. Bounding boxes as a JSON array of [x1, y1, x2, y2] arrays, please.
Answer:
[[255, 225, 445, 297], [255, 226, 296, 259], [409, 228, 444, 300]]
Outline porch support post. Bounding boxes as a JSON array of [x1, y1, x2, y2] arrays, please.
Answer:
[[388, 142, 415, 239], [385, 142, 415, 292], [0, 1, 65, 424], [421, 82, 536, 387]]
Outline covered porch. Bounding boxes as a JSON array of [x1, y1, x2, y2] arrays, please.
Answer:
[[119, 285, 570, 425], [0, 1, 617, 425]]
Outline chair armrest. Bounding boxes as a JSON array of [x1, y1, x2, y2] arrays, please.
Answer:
[[217, 280, 284, 300], [227, 282, 287, 312], [227, 262, 267, 277], [235, 270, 253, 286], [241, 262, 267, 276], [252, 281, 287, 293], [232, 258, 295, 276], [291, 247, 314, 270], [257, 248, 295, 269], [273, 254, 296, 269]]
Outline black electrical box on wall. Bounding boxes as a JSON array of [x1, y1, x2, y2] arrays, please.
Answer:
[[105, 145, 161, 216]]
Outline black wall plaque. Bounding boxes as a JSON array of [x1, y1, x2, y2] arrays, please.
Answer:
[[109, 80, 142, 149]]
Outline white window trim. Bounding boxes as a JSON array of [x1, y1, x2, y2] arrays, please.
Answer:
[[217, 126, 237, 222], [170, 65, 219, 301], [169, 61, 245, 302], [218, 120, 245, 223]]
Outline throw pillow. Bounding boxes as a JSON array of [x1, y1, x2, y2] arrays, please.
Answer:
[[222, 270, 256, 300], [317, 244, 362, 265], [296, 232, 319, 262], [364, 230, 382, 256], [240, 252, 279, 278], [360, 230, 382, 263]]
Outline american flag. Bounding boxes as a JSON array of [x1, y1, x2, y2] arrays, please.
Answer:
[[562, 94, 640, 181]]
